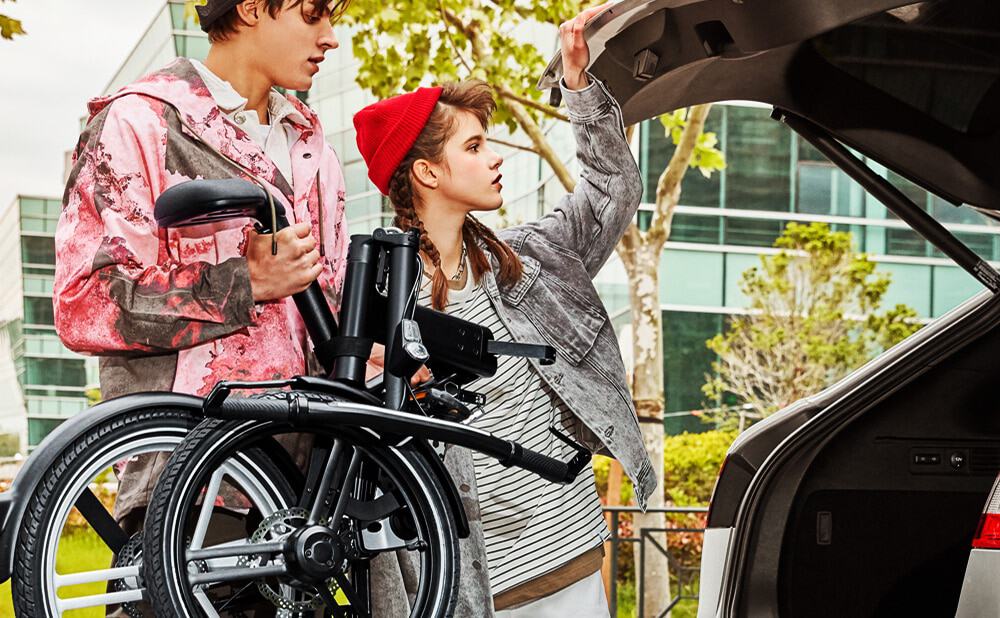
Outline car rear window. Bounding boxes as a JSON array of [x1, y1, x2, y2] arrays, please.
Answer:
[[812, 0, 1000, 136]]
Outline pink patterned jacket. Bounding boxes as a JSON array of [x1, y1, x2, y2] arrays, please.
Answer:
[[56, 57, 348, 397], [55, 58, 348, 517]]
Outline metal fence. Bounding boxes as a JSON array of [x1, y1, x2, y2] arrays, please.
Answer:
[[602, 505, 710, 618]]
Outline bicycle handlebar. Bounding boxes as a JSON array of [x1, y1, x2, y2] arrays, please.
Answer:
[[210, 391, 591, 485]]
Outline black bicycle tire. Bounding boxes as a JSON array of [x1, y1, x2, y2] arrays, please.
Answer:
[[143, 415, 460, 617], [11, 405, 300, 618]]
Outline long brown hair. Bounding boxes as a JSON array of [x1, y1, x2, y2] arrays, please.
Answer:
[[387, 80, 522, 310]]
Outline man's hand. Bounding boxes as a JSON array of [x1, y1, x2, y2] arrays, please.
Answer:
[[559, 2, 614, 91], [247, 222, 323, 302]]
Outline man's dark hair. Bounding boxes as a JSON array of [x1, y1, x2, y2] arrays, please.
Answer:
[[205, 0, 350, 43]]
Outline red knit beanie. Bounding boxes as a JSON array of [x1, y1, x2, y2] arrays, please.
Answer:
[[354, 87, 444, 195]]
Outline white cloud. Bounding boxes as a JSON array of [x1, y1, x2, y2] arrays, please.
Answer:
[[0, 0, 165, 212]]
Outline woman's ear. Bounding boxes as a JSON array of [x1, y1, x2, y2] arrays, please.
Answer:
[[411, 159, 440, 191]]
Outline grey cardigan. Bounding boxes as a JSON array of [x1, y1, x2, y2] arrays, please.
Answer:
[[372, 76, 656, 617]]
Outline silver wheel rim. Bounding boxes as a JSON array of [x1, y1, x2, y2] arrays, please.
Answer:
[[37, 422, 291, 617]]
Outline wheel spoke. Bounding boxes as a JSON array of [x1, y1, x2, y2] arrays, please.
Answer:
[[73, 487, 129, 554], [334, 571, 370, 618], [187, 540, 284, 562], [55, 588, 143, 613], [190, 468, 225, 550], [308, 438, 346, 525], [55, 565, 138, 588], [189, 563, 287, 586], [330, 449, 362, 527]]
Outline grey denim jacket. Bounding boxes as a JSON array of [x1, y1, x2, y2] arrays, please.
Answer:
[[488, 76, 656, 511], [372, 76, 657, 617]]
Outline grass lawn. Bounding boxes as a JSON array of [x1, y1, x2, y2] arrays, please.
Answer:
[[0, 526, 113, 618]]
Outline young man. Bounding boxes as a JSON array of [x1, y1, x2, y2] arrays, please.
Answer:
[[55, 0, 350, 548]]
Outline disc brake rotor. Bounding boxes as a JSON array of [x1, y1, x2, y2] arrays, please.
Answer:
[[236, 507, 342, 613]]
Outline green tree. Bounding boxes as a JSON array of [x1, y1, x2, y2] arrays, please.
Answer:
[[345, 0, 581, 191], [1, 0, 25, 40], [703, 222, 921, 425], [615, 106, 723, 616]]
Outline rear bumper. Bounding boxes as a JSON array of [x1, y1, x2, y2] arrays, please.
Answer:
[[956, 548, 1000, 617], [697, 527, 734, 618]]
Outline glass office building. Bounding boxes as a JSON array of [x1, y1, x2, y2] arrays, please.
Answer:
[[7, 0, 993, 446], [0, 197, 98, 450]]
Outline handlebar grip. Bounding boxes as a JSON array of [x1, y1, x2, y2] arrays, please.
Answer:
[[214, 396, 290, 421], [505, 442, 572, 484]]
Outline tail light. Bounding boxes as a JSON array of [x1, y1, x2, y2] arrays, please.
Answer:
[[972, 474, 1000, 549]]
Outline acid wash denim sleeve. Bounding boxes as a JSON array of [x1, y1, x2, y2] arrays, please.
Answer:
[[508, 73, 644, 278]]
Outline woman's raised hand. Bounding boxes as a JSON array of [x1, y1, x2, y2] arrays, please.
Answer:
[[559, 2, 614, 90]]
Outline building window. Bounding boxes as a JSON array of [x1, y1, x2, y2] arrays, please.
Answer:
[[25, 358, 86, 387], [641, 106, 724, 208], [28, 419, 64, 447], [663, 310, 723, 433], [21, 236, 56, 265], [723, 217, 784, 247], [670, 213, 721, 244], [724, 106, 792, 212], [24, 297, 55, 326]]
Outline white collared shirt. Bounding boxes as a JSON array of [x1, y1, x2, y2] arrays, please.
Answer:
[[189, 58, 304, 187]]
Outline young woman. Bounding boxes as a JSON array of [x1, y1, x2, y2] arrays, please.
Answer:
[[354, 6, 656, 615]]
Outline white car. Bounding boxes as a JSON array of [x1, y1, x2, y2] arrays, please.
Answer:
[[541, 0, 1000, 615]]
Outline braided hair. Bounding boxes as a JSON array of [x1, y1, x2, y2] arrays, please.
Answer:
[[386, 80, 523, 310]]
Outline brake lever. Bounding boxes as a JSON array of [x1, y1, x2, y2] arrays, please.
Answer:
[[549, 425, 592, 479]]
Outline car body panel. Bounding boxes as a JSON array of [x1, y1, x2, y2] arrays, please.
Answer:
[[956, 549, 1000, 617], [542, 0, 1000, 209], [697, 527, 733, 618]]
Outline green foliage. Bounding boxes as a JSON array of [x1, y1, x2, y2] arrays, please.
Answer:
[[0, 434, 18, 457], [662, 430, 737, 506], [85, 387, 102, 406], [0, 0, 25, 40], [659, 109, 726, 179], [703, 222, 921, 421], [594, 429, 736, 506], [344, 0, 580, 134]]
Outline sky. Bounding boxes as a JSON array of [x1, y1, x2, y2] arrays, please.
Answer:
[[0, 0, 165, 212]]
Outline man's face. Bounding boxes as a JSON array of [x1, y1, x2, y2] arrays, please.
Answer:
[[255, 0, 340, 91]]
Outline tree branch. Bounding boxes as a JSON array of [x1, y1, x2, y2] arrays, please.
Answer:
[[495, 85, 570, 123], [504, 98, 577, 192], [438, 0, 474, 75], [487, 136, 540, 154], [647, 104, 713, 249]]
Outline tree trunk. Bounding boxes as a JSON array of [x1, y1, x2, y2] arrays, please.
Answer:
[[602, 459, 624, 607], [628, 243, 671, 616]]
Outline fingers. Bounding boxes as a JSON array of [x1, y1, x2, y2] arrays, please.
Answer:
[[410, 365, 432, 387], [295, 235, 319, 258], [581, 1, 614, 21], [291, 221, 313, 238]]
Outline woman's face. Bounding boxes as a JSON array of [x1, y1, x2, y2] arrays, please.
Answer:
[[254, 0, 340, 91], [434, 110, 505, 213]]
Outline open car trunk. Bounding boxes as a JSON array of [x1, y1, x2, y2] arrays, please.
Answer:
[[540, 0, 1000, 615]]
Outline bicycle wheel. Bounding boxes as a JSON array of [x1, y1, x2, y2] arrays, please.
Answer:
[[144, 414, 460, 617], [11, 405, 298, 617]]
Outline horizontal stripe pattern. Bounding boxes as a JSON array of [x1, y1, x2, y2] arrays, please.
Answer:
[[419, 271, 609, 594]]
